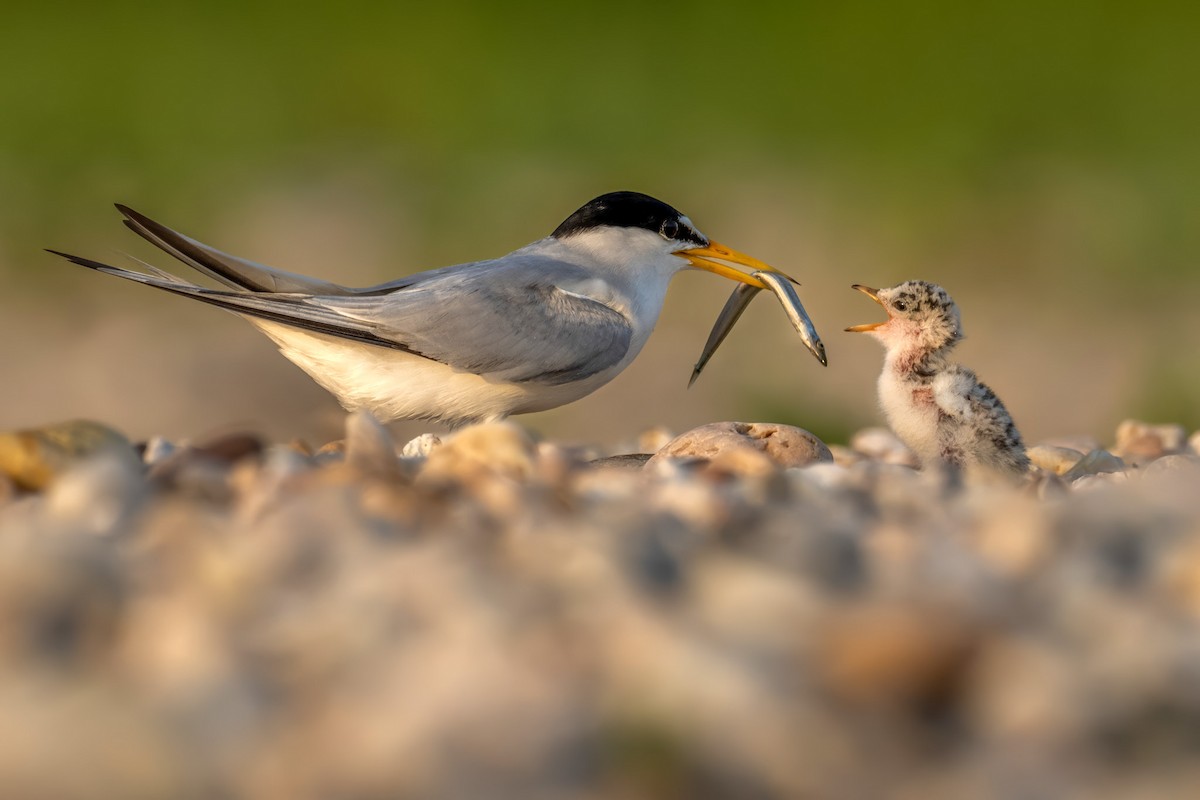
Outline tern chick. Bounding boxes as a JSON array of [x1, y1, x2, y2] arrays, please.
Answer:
[[49, 192, 823, 426], [846, 281, 1028, 478]]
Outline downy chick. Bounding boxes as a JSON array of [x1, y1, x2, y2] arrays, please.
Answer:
[[846, 281, 1028, 478]]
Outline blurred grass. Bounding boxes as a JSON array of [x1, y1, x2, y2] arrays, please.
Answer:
[[4, 2, 1197, 244], [2, 1, 1199, 439]]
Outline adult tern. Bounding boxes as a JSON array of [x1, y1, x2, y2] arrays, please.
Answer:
[[49, 191, 824, 425]]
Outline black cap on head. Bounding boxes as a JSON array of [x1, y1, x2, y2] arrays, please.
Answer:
[[552, 191, 707, 245]]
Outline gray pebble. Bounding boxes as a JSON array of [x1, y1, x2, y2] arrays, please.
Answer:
[[1063, 449, 1126, 481], [344, 410, 402, 479]]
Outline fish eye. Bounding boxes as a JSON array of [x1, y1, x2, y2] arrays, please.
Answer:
[[660, 219, 680, 240]]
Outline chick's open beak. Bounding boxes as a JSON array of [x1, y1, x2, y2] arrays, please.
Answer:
[[845, 284, 888, 332], [678, 241, 798, 290]]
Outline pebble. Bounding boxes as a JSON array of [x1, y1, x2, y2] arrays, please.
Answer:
[[532, 442, 588, 488], [1027, 444, 1084, 475], [418, 421, 537, 484], [146, 429, 264, 484], [313, 438, 346, 466], [1062, 448, 1126, 481], [141, 435, 178, 466], [645, 421, 832, 471], [43, 452, 146, 536], [1114, 419, 1187, 461], [636, 426, 675, 454], [1030, 470, 1069, 500], [0, 420, 136, 491], [649, 477, 734, 531], [400, 432, 442, 459], [791, 461, 855, 491], [849, 426, 919, 467], [1140, 453, 1200, 486], [704, 444, 781, 479], [343, 410, 402, 479], [1070, 471, 1131, 492], [571, 461, 643, 502], [827, 444, 864, 467]]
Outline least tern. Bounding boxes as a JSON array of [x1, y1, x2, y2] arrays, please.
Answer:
[[847, 281, 1028, 477], [50, 191, 823, 425]]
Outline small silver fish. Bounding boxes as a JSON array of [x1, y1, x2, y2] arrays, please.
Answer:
[[688, 271, 827, 387]]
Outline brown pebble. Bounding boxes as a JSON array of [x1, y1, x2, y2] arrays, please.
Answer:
[[704, 445, 781, 479], [1115, 419, 1186, 462], [147, 431, 265, 484], [646, 422, 832, 471], [191, 432, 264, 464], [1027, 445, 1084, 476]]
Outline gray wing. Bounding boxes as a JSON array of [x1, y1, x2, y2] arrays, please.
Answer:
[[48, 250, 633, 386], [314, 258, 634, 385]]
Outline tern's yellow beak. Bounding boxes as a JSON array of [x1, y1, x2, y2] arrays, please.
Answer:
[[678, 241, 797, 290], [845, 284, 888, 332]]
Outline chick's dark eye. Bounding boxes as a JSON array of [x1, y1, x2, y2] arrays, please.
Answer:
[[660, 219, 679, 240], [893, 300, 907, 312]]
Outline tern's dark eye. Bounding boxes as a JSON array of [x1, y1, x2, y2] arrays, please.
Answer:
[[893, 300, 908, 312], [660, 219, 680, 240]]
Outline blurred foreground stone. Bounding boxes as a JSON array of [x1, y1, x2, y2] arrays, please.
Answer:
[[0, 420, 136, 491], [0, 415, 1199, 799]]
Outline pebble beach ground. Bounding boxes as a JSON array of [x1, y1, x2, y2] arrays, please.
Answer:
[[2, 413, 1200, 799]]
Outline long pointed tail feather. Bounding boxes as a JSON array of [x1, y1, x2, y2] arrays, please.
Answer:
[[45, 249, 417, 354], [114, 204, 354, 296]]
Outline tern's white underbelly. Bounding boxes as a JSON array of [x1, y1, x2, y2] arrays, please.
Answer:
[[250, 320, 627, 424]]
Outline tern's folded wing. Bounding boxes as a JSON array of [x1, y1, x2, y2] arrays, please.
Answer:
[[316, 267, 634, 385]]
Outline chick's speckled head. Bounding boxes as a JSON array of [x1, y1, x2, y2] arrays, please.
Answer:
[[846, 280, 963, 354]]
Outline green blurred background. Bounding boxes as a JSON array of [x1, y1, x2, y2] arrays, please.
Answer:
[[2, 1, 1197, 447]]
